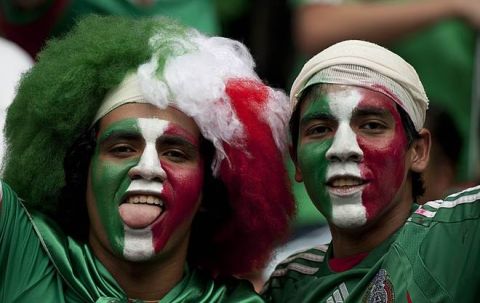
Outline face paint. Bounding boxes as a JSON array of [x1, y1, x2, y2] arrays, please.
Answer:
[[297, 86, 408, 229], [90, 116, 203, 261], [297, 95, 334, 219], [355, 90, 408, 225]]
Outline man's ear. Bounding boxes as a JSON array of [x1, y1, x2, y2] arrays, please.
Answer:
[[289, 145, 304, 182], [409, 128, 431, 173]]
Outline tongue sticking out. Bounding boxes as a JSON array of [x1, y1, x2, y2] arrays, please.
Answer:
[[119, 204, 162, 229]]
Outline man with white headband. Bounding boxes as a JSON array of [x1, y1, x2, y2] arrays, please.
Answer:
[[263, 40, 480, 302], [0, 16, 295, 301]]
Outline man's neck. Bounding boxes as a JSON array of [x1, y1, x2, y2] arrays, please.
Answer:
[[91, 236, 189, 301], [329, 195, 413, 259]]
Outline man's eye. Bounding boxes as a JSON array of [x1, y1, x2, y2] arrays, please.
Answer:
[[109, 145, 136, 156], [162, 149, 188, 162], [306, 125, 331, 136], [361, 121, 387, 131]]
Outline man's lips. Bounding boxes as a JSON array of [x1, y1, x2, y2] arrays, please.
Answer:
[[119, 191, 166, 229], [124, 194, 164, 208], [326, 175, 367, 196]]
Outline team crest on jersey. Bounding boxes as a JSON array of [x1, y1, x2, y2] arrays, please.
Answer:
[[363, 269, 394, 303]]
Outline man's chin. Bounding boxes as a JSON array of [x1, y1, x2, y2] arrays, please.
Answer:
[[331, 203, 367, 229], [121, 226, 156, 261]]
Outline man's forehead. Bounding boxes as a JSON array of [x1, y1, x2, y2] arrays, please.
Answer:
[[299, 84, 399, 117]]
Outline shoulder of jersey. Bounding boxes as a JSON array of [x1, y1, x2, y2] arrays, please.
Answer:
[[409, 185, 480, 221], [269, 244, 329, 280]]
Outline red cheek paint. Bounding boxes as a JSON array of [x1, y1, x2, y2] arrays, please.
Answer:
[[356, 92, 409, 221], [151, 159, 204, 252]]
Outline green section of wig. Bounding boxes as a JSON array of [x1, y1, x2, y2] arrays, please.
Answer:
[[2, 15, 190, 214]]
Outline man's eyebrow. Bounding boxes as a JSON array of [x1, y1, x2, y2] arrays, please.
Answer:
[[164, 127, 198, 146], [98, 130, 140, 144], [157, 136, 198, 150], [300, 112, 335, 126], [352, 107, 391, 117]]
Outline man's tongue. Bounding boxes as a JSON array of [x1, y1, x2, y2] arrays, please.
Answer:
[[118, 203, 162, 229]]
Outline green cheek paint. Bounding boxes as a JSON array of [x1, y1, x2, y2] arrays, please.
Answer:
[[90, 119, 140, 255], [298, 138, 333, 219], [297, 95, 334, 219]]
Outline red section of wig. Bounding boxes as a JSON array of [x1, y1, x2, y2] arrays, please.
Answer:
[[198, 78, 295, 276]]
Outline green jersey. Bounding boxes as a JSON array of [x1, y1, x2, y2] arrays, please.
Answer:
[[0, 181, 263, 302], [263, 185, 480, 302]]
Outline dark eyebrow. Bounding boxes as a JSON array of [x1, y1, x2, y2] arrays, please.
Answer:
[[300, 112, 336, 126], [352, 107, 391, 118], [157, 135, 198, 153], [98, 131, 141, 145]]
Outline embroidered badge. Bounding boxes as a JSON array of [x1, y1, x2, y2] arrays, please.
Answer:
[[363, 269, 395, 303]]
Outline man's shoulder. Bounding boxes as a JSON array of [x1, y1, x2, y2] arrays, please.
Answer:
[[388, 185, 480, 301], [263, 244, 329, 293], [409, 185, 480, 224]]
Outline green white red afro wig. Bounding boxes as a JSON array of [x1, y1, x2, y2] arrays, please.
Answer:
[[3, 16, 295, 276]]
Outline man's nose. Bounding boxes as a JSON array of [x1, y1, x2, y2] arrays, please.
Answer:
[[325, 123, 363, 162], [128, 144, 166, 182]]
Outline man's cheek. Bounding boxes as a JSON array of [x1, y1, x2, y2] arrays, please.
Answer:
[[92, 159, 136, 240], [298, 140, 331, 179], [360, 141, 407, 219], [297, 141, 332, 215], [162, 161, 204, 212]]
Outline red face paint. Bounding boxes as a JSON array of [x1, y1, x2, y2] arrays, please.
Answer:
[[356, 90, 409, 221], [150, 124, 204, 253], [163, 124, 200, 146]]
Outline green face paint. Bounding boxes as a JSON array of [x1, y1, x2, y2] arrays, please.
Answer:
[[297, 97, 333, 219], [90, 119, 140, 255]]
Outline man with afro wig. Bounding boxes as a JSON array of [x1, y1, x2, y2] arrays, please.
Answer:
[[0, 16, 295, 302]]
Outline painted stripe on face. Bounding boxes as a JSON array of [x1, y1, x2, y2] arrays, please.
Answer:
[[297, 96, 334, 219], [325, 89, 367, 228], [356, 91, 408, 223], [92, 119, 139, 259], [123, 118, 168, 261]]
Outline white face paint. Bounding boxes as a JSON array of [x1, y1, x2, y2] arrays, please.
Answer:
[[123, 118, 168, 260], [324, 88, 367, 228]]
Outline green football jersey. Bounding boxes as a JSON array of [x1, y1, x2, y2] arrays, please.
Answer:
[[263, 186, 480, 302], [0, 181, 263, 302]]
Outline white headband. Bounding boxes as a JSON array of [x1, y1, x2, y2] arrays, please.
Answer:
[[291, 40, 429, 131], [92, 73, 148, 124]]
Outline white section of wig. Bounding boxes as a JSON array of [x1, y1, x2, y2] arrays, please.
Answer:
[[137, 57, 169, 109], [262, 87, 291, 153], [137, 29, 263, 174]]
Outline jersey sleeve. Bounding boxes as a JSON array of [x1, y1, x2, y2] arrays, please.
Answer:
[[403, 185, 480, 301], [0, 180, 63, 302], [262, 245, 328, 302]]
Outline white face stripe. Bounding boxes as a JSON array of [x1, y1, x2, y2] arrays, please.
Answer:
[[133, 118, 168, 180], [325, 89, 363, 161], [123, 226, 154, 261], [331, 194, 367, 228], [326, 89, 363, 180], [325, 88, 367, 228], [123, 118, 169, 260]]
